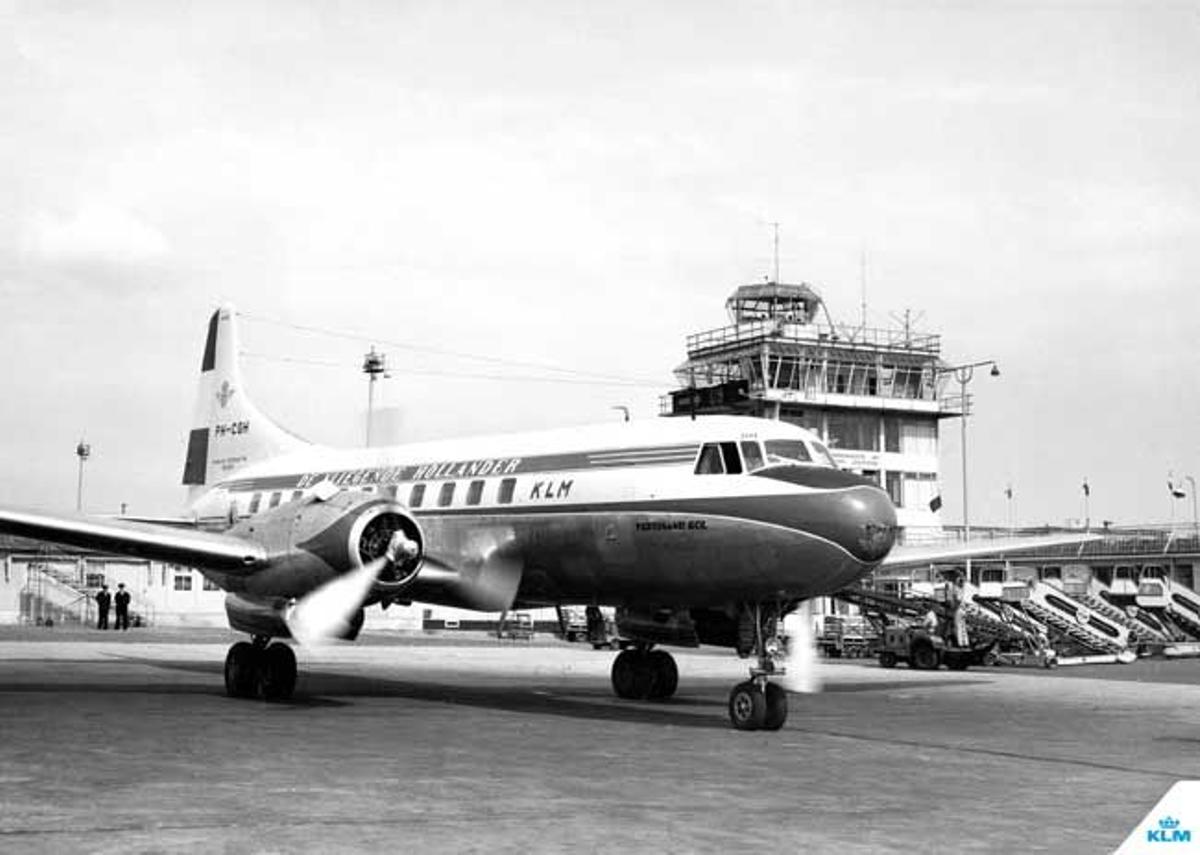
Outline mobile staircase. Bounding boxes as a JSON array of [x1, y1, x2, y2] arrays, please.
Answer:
[[1134, 569, 1200, 656], [1060, 565, 1174, 651], [1002, 579, 1130, 659]]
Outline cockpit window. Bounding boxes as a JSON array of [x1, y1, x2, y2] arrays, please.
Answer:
[[719, 442, 742, 475], [740, 441, 765, 472], [694, 443, 724, 475], [811, 441, 838, 468], [764, 439, 812, 465]]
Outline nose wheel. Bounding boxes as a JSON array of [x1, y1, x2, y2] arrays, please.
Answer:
[[728, 603, 789, 731]]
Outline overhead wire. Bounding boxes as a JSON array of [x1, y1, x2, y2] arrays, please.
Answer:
[[239, 310, 668, 387], [240, 352, 666, 388]]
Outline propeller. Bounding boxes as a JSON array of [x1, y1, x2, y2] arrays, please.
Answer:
[[779, 600, 823, 694], [284, 531, 418, 647]]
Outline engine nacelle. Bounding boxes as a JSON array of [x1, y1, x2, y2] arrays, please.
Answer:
[[224, 592, 365, 641], [227, 491, 425, 600]]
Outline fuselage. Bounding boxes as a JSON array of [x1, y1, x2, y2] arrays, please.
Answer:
[[191, 415, 897, 608]]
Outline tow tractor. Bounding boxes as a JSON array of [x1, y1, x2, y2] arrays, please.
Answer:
[[876, 625, 994, 671]]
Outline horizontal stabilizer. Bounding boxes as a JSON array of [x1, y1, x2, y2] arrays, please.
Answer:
[[0, 505, 265, 573]]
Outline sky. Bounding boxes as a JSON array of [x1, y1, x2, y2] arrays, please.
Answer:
[[1, 1, 1198, 527]]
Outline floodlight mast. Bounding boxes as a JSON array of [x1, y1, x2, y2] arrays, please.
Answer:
[[75, 439, 91, 512], [362, 347, 388, 447], [935, 360, 1000, 568]]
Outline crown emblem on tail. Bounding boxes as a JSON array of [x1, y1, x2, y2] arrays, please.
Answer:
[[216, 381, 235, 408]]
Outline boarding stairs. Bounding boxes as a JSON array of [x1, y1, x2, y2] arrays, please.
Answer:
[[1064, 579, 1173, 646], [19, 561, 93, 626], [1136, 577, 1200, 639], [1005, 581, 1129, 654]]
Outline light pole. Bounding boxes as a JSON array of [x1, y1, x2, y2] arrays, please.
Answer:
[[362, 347, 388, 447], [75, 439, 91, 511], [937, 360, 1000, 560], [1187, 475, 1198, 534]]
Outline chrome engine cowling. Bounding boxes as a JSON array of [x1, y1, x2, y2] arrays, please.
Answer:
[[227, 491, 425, 600]]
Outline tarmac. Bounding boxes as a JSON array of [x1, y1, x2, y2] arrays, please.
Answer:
[[1, 625, 1198, 854]]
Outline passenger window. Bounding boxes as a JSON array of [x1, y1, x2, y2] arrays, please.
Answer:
[[409, 483, 426, 508], [248, 493, 262, 514], [720, 442, 743, 475], [438, 482, 456, 507], [466, 480, 484, 506], [498, 478, 516, 504], [694, 443, 724, 475], [269, 491, 282, 509], [740, 441, 765, 472]]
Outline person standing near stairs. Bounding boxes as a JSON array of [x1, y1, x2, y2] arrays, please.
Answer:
[[95, 584, 111, 630], [114, 583, 130, 631]]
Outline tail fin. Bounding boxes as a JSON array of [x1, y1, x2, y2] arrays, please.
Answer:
[[182, 305, 307, 494]]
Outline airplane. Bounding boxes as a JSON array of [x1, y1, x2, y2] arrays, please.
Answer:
[[0, 306, 1092, 730]]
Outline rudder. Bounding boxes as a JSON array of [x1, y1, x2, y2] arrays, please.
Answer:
[[183, 306, 307, 493]]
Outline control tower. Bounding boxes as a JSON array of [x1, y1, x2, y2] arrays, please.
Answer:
[[663, 281, 961, 529]]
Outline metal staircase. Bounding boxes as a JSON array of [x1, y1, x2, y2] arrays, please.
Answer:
[[1136, 576, 1200, 638], [1008, 581, 1129, 654], [1067, 581, 1173, 645], [19, 558, 93, 626]]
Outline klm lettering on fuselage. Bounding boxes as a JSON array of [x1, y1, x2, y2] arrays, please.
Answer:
[[529, 480, 573, 500], [292, 457, 524, 490]]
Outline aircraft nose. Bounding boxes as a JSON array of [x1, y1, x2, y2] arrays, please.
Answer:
[[839, 481, 898, 563], [752, 466, 898, 564]]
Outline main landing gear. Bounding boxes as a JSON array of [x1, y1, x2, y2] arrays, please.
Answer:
[[224, 635, 297, 701], [727, 604, 788, 732], [610, 647, 678, 700]]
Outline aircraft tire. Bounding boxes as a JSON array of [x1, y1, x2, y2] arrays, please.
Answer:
[[225, 641, 260, 699], [762, 682, 787, 731], [728, 681, 767, 731], [260, 643, 297, 701], [612, 650, 653, 700], [647, 650, 678, 700]]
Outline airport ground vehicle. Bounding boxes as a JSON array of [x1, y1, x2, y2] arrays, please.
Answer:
[[876, 626, 993, 670], [498, 612, 534, 641], [817, 614, 871, 658]]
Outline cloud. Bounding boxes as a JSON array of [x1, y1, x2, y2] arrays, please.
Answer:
[[21, 203, 170, 269]]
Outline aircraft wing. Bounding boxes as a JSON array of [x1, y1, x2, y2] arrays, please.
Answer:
[[880, 531, 1100, 568], [0, 505, 265, 573]]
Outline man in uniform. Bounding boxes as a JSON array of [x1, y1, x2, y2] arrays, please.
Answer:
[[114, 583, 131, 631], [95, 584, 111, 630]]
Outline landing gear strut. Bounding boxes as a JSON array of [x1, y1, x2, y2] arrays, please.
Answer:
[[610, 647, 678, 700], [728, 603, 788, 731], [224, 635, 297, 701]]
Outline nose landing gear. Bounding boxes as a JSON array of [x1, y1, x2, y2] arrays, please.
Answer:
[[728, 604, 789, 731]]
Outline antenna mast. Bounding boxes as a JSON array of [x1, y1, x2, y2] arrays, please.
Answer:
[[860, 248, 868, 330], [771, 222, 780, 283]]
